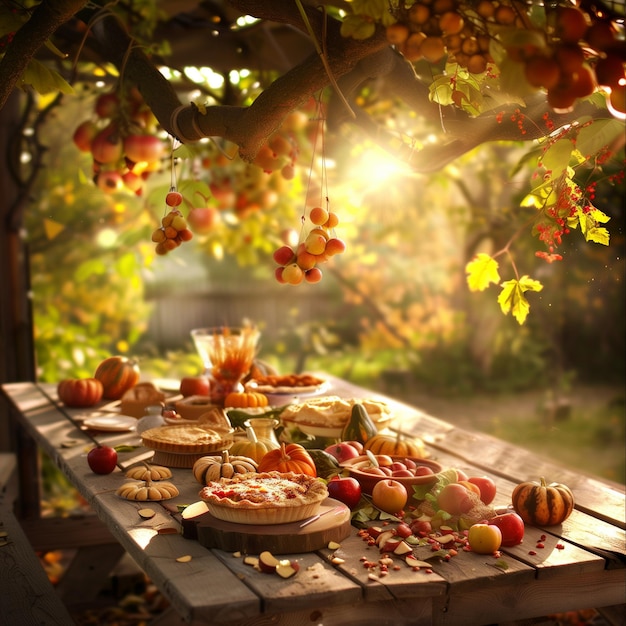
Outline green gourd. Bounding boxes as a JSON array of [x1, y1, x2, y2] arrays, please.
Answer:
[[341, 403, 378, 444]]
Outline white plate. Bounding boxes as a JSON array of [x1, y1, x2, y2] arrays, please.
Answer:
[[83, 415, 137, 432]]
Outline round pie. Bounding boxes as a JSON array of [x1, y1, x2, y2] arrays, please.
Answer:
[[280, 396, 391, 430], [199, 471, 328, 525], [141, 424, 233, 455]]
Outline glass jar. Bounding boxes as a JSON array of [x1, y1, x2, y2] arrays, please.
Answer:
[[243, 418, 280, 450]]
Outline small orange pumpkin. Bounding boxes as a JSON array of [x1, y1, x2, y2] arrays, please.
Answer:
[[257, 443, 317, 477], [224, 391, 269, 408], [94, 356, 140, 400], [57, 378, 103, 407], [511, 477, 575, 526], [363, 433, 426, 458]]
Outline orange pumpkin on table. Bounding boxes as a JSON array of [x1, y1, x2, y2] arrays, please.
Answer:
[[94, 356, 140, 400], [257, 443, 317, 477]]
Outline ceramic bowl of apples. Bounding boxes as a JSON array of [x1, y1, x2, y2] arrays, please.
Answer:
[[340, 454, 442, 495]]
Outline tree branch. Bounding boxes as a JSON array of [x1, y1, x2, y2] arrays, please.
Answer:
[[0, 0, 88, 111]]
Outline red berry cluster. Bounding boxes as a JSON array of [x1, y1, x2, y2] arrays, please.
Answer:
[[273, 206, 346, 285], [151, 190, 193, 255], [72, 87, 166, 196]]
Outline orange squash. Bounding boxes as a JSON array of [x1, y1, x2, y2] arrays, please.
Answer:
[[257, 442, 317, 477], [511, 477, 575, 526], [363, 433, 426, 458], [94, 356, 140, 400], [224, 391, 269, 408]]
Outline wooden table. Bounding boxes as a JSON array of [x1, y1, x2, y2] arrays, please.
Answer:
[[2, 378, 625, 625]]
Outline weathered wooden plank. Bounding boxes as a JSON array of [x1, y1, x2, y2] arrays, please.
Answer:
[[0, 505, 75, 625], [431, 566, 626, 626], [211, 547, 365, 615]]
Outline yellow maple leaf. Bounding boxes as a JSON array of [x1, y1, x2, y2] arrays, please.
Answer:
[[498, 276, 543, 325], [466, 253, 500, 291]]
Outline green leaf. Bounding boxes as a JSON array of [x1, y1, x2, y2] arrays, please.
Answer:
[[498, 276, 543, 325], [575, 119, 625, 161], [541, 138, 573, 177], [466, 253, 500, 291], [430, 77, 455, 106], [340, 14, 376, 40], [21, 58, 74, 95]]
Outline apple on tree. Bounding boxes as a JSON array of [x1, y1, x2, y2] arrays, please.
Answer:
[[87, 445, 118, 474]]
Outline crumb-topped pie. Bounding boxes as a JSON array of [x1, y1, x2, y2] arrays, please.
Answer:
[[199, 471, 328, 525], [141, 424, 233, 455]]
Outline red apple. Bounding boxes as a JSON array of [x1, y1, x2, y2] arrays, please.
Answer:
[[87, 445, 118, 474], [324, 442, 361, 464], [187, 207, 220, 234], [90, 124, 123, 164], [467, 476, 497, 505], [395, 522, 413, 538], [123, 134, 165, 164], [344, 441, 364, 454], [410, 518, 432, 536], [179, 376, 211, 397], [414, 465, 435, 476], [488, 512, 525, 547], [327, 476, 362, 509]]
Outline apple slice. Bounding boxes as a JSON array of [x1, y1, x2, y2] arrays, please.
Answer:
[[258, 550, 280, 574], [380, 537, 403, 553], [368, 526, 384, 539], [181, 501, 209, 520], [375, 529, 396, 547], [243, 556, 259, 567], [406, 555, 431, 568], [393, 540, 413, 556], [276, 559, 300, 579]]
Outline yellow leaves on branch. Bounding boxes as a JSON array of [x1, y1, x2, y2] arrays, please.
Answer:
[[497, 276, 543, 326], [466, 253, 500, 291], [465, 253, 543, 325]]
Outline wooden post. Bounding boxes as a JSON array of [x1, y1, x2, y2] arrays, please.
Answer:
[[0, 90, 38, 517]]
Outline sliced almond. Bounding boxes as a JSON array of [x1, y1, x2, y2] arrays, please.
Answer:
[[330, 556, 345, 565], [233, 551, 242, 558], [327, 541, 341, 550], [138, 508, 156, 519], [176, 555, 192, 563]]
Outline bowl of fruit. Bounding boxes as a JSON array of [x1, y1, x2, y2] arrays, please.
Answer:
[[340, 453, 442, 495]]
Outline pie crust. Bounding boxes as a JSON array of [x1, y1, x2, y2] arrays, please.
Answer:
[[175, 395, 219, 421], [280, 396, 391, 430], [198, 471, 328, 525], [141, 424, 233, 455]]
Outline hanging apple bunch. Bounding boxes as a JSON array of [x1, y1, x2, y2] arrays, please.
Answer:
[[381, 1, 624, 115], [151, 189, 194, 255], [72, 86, 167, 195], [273, 205, 346, 285]]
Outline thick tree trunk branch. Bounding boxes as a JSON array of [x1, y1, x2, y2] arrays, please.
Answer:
[[0, 0, 88, 111]]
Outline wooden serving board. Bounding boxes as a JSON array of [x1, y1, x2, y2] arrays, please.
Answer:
[[183, 498, 352, 554]]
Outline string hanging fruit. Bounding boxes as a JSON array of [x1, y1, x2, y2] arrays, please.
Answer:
[[151, 140, 194, 255], [273, 95, 346, 285]]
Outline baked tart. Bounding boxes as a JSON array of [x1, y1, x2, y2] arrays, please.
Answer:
[[198, 471, 328, 525], [120, 382, 166, 418], [141, 423, 234, 468]]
